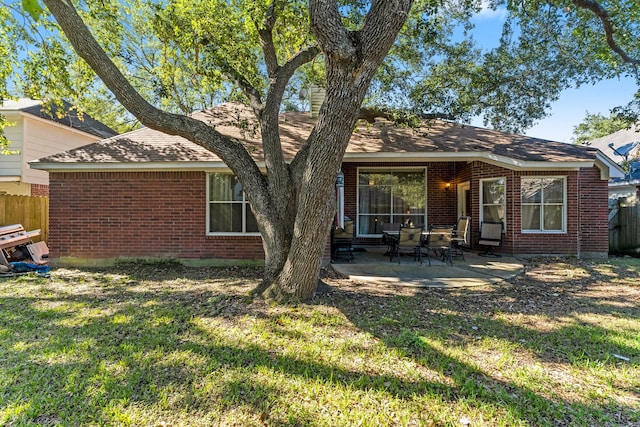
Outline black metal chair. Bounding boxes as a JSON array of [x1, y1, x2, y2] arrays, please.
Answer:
[[452, 216, 471, 260], [331, 220, 354, 262], [478, 221, 504, 257], [390, 225, 425, 264], [426, 225, 454, 265], [381, 222, 401, 255]]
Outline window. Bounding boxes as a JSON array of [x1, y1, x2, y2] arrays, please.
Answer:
[[521, 177, 565, 232], [207, 174, 259, 234], [480, 178, 506, 224], [357, 169, 426, 236]]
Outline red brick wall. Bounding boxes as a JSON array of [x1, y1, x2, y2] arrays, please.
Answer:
[[577, 167, 609, 255], [468, 163, 608, 256], [49, 163, 609, 262], [30, 184, 49, 197], [48, 171, 264, 261]]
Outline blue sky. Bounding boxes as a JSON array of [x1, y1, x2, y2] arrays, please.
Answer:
[[469, 4, 637, 143], [523, 77, 635, 143]]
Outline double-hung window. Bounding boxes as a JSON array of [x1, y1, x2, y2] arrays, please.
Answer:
[[207, 173, 259, 234], [357, 169, 426, 236], [521, 177, 565, 232], [480, 178, 506, 224]]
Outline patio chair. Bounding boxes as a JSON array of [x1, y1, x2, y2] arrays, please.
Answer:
[[452, 216, 470, 260], [381, 222, 401, 255], [390, 225, 425, 264], [331, 220, 354, 262], [426, 225, 453, 265], [478, 221, 504, 257]]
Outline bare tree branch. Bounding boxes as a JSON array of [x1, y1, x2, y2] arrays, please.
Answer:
[[215, 58, 264, 114], [358, 107, 455, 124]]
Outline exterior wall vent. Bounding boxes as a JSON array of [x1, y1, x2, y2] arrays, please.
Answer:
[[309, 84, 326, 118]]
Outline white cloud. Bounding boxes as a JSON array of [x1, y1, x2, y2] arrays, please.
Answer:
[[474, 1, 507, 20]]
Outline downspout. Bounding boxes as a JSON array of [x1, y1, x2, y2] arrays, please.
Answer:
[[577, 170, 581, 258]]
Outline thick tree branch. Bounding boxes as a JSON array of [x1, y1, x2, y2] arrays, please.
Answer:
[[571, 0, 640, 66], [358, 107, 455, 124], [278, 46, 321, 87], [41, 0, 271, 213], [257, 2, 279, 77], [361, 1, 413, 56], [309, 0, 355, 59]]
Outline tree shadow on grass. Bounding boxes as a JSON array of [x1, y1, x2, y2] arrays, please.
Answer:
[[0, 261, 638, 426], [316, 258, 640, 426]]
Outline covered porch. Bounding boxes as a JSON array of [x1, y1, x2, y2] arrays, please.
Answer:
[[334, 154, 610, 258]]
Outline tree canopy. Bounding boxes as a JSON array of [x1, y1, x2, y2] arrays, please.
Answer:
[[572, 111, 631, 145], [4, 0, 639, 135]]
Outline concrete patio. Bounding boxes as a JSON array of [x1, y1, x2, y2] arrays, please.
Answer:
[[330, 246, 525, 288]]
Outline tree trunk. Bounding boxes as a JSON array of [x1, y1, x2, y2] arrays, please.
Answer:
[[255, 153, 338, 301], [42, 0, 413, 303], [259, 69, 369, 301], [255, 0, 414, 301]]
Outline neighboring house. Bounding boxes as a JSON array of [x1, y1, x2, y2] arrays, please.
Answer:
[[584, 124, 640, 201], [0, 99, 117, 196], [30, 102, 618, 265]]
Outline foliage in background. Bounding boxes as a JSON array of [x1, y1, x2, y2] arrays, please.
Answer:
[[3, 0, 640, 135], [572, 112, 631, 145]]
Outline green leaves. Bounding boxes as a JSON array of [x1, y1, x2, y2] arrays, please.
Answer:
[[21, 0, 43, 21], [572, 112, 630, 145], [3, 0, 639, 135]]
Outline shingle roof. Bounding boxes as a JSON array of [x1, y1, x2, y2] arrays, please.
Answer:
[[1, 98, 118, 139], [31, 102, 601, 168], [585, 125, 640, 165]]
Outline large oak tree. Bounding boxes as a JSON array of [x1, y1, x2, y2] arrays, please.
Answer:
[[3, 0, 639, 300]]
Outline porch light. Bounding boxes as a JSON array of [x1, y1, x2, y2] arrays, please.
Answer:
[[445, 182, 451, 191]]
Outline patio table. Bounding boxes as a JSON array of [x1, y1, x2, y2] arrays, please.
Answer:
[[383, 229, 452, 258]]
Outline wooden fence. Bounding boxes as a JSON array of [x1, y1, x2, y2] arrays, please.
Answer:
[[609, 197, 640, 254], [0, 194, 49, 243]]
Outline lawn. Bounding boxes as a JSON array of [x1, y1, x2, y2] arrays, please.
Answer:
[[0, 257, 638, 426]]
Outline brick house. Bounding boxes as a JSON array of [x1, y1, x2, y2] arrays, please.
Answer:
[[30, 103, 618, 265]]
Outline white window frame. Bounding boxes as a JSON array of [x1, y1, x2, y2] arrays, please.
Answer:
[[206, 173, 260, 236], [479, 177, 507, 227], [356, 167, 428, 237], [520, 176, 567, 234]]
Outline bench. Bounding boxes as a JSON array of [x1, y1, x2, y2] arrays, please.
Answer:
[[0, 224, 48, 265]]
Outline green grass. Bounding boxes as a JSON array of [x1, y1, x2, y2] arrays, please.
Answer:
[[0, 258, 639, 426]]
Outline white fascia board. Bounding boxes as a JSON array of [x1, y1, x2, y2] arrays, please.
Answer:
[[29, 161, 268, 172], [608, 181, 636, 187], [595, 150, 624, 180], [0, 176, 21, 182], [342, 152, 591, 171], [31, 151, 595, 173]]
